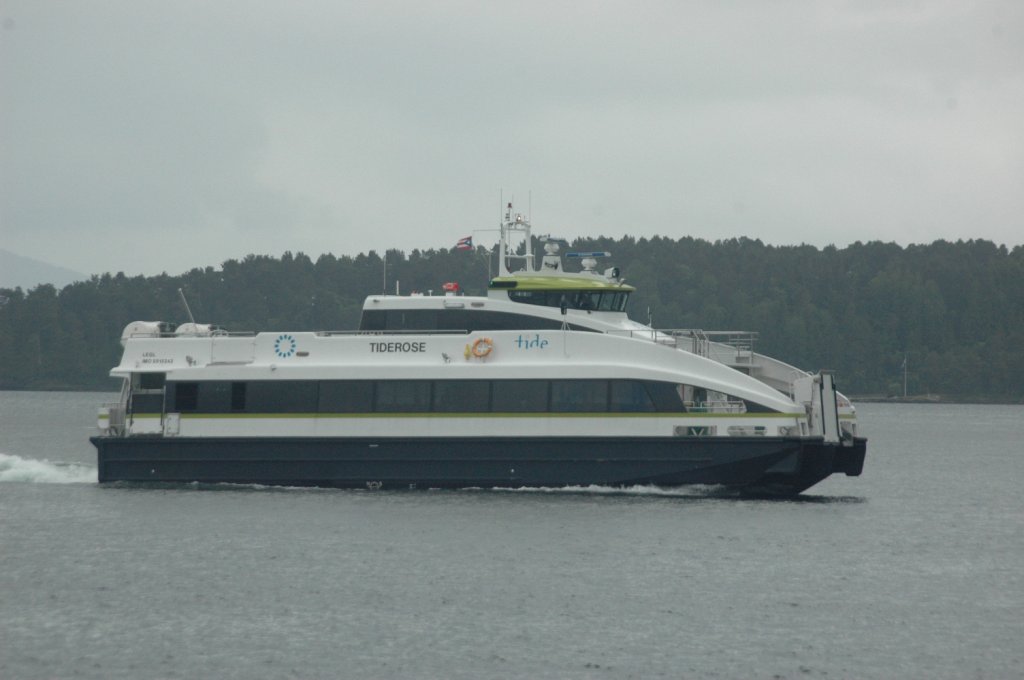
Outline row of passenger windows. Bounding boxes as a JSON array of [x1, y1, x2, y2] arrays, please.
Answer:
[[359, 309, 594, 332], [130, 379, 774, 415]]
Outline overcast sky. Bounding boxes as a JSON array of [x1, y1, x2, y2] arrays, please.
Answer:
[[1, 1, 1022, 278]]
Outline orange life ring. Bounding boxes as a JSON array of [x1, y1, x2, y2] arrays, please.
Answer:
[[471, 337, 494, 358]]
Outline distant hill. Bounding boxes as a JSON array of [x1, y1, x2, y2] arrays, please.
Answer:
[[0, 240, 1022, 398], [0, 249, 87, 289]]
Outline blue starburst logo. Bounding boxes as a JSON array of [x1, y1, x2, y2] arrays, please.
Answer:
[[274, 334, 297, 358]]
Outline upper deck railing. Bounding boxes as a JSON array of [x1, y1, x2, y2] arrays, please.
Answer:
[[124, 330, 257, 339], [604, 329, 758, 361]]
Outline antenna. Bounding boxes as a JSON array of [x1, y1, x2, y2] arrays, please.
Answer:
[[178, 288, 197, 325]]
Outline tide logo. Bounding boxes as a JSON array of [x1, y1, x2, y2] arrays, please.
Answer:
[[514, 334, 549, 350]]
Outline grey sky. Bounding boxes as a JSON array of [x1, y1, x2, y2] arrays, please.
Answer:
[[1, 1, 1022, 278]]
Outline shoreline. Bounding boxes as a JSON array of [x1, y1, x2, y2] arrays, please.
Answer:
[[849, 395, 1024, 405]]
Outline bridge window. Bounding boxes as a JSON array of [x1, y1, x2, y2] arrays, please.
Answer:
[[507, 290, 629, 312]]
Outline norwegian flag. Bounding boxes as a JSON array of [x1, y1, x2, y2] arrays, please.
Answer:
[[455, 236, 473, 250]]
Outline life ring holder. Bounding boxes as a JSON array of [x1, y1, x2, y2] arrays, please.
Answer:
[[471, 337, 494, 358]]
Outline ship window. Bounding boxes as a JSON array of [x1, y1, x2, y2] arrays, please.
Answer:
[[743, 400, 776, 414], [231, 382, 246, 411], [434, 380, 490, 412], [359, 310, 386, 331], [507, 290, 630, 313], [573, 292, 599, 311], [375, 380, 431, 413], [130, 393, 163, 415], [320, 381, 374, 413], [551, 379, 608, 412], [245, 381, 318, 413], [644, 381, 686, 412], [139, 372, 166, 389], [167, 380, 231, 413], [386, 310, 437, 331], [437, 309, 470, 331], [466, 311, 560, 332], [609, 380, 656, 412], [455, 310, 556, 332], [198, 381, 233, 413], [492, 380, 549, 412], [360, 306, 596, 333], [172, 382, 198, 411], [507, 291, 550, 306]]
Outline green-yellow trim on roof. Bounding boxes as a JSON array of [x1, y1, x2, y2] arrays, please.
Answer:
[[489, 276, 635, 292]]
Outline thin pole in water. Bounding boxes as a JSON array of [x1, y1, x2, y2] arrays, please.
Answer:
[[903, 353, 908, 398]]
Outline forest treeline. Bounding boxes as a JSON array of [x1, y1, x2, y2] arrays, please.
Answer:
[[1, 236, 1023, 400]]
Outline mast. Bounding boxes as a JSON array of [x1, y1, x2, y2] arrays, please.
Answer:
[[497, 202, 535, 276]]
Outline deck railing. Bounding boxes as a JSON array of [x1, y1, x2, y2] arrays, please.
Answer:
[[102, 402, 127, 436], [604, 329, 758, 360], [125, 330, 257, 339]]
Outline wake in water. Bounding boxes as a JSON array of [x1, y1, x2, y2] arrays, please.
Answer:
[[0, 453, 97, 484], [469, 485, 864, 502], [470, 484, 741, 498]]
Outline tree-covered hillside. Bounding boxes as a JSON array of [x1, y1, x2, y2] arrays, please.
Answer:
[[1, 237, 1022, 400]]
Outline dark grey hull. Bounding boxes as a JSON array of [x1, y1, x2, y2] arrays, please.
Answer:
[[91, 435, 866, 496]]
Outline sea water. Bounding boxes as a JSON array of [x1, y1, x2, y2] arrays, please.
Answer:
[[0, 391, 1021, 679]]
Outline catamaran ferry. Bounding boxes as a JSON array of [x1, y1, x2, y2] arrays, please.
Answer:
[[92, 205, 866, 496]]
